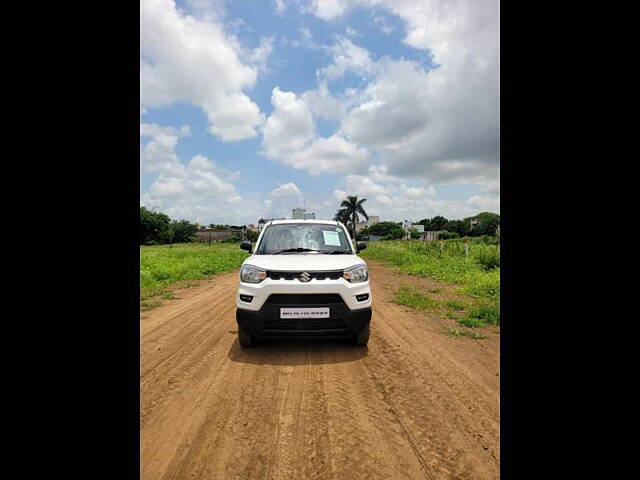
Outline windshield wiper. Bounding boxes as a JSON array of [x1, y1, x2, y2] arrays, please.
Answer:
[[271, 248, 323, 254], [326, 250, 351, 254]]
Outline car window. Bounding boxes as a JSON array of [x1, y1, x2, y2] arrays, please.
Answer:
[[256, 224, 352, 254]]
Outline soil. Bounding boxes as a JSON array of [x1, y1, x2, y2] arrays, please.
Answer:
[[140, 260, 499, 479]]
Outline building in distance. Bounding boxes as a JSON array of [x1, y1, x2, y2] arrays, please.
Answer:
[[356, 215, 380, 233], [291, 207, 316, 220]]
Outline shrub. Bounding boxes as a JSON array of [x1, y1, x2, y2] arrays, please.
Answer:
[[438, 230, 459, 240], [222, 234, 243, 243], [472, 245, 500, 270], [368, 221, 405, 238], [446, 328, 488, 339], [457, 316, 485, 328], [460, 302, 500, 326], [462, 270, 500, 299], [473, 235, 499, 245]]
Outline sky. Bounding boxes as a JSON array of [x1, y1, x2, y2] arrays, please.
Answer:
[[140, 0, 500, 226]]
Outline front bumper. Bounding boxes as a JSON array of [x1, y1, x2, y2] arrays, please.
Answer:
[[237, 303, 372, 339], [237, 277, 372, 311]]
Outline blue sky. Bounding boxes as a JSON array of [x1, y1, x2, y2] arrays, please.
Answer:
[[140, 0, 499, 225]]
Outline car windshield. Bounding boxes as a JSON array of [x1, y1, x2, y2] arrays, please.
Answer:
[[256, 223, 353, 255]]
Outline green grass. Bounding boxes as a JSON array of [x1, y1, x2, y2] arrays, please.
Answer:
[[457, 316, 485, 328], [140, 299, 162, 311], [140, 243, 249, 303], [393, 285, 441, 311], [361, 240, 500, 301], [361, 239, 500, 330], [460, 302, 500, 327], [444, 300, 467, 310], [445, 327, 488, 340]]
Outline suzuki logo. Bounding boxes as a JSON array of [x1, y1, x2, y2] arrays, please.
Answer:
[[299, 272, 311, 282]]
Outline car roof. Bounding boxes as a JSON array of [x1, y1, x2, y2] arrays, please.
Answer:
[[268, 219, 339, 226]]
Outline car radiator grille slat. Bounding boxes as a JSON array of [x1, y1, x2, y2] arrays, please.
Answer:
[[263, 318, 346, 332], [266, 270, 343, 281], [264, 294, 345, 305]]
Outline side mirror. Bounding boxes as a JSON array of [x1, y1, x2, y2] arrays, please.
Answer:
[[356, 241, 367, 252], [240, 240, 252, 252]]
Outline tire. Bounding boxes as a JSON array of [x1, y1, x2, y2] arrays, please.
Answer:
[[352, 324, 370, 346], [238, 326, 253, 348]]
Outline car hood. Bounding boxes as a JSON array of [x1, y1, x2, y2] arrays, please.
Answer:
[[242, 253, 366, 271]]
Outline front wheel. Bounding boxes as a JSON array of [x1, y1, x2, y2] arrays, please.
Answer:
[[238, 326, 253, 348], [352, 324, 370, 346]]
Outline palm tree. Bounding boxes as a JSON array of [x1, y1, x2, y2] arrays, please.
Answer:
[[333, 208, 350, 225], [337, 195, 368, 239]]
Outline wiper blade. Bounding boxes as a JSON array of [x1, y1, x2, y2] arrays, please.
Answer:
[[272, 248, 323, 254], [326, 250, 351, 254]]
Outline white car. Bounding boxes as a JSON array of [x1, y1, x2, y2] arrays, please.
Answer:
[[236, 219, 372, 347]]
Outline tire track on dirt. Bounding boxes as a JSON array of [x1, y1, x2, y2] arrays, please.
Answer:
[[140, 265, 499, 480], [140, 279, 238, 430], [365, 264, 499, 478], [373, 307, 500, 454]]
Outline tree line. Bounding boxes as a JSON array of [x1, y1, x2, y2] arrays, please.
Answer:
[[415, 212, 500, 238], [142, 198, 499, 246], [333, 195, 499, 240], [140, 207, 200, 245], [140, 207, 259, 245]]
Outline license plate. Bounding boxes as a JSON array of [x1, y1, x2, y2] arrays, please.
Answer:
[[280, 307, 330, 319]]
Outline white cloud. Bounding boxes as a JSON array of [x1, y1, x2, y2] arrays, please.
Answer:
[[262, 87, 369, 175], [261, 182, 307, 219], [142, 155, 240, 219], [140, 0, 264, 141], [141, 0, 499, 224], [466, 195, 500, 213], [307, 1, 499, 185], [140, 123, 191, 139], [188, 155, 216, 172], [261, 87, 315, 158], [330, 169, 495, 221], [149, 176, 187, 198], [310, 0, 348, 19], [334, 189, 347, 201], [140, 122, 251, 224], [271, 182, 303, 198], [320, 37, 375, 81], [301, 83, 344, 120], [339, 59, 430, 147], [373, 15, 395, 35], [331, 166, 498, 220], [288, 135, 370, 175], [345, 26, 359, 37], [375, 194, 392, 205], [479, 179, 500, 195], [140, 123, 192, 177], [274, 0, 286, 14], [244, 36, 274, 73]]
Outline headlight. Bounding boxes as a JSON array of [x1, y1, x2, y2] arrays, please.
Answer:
[[343, 264, 368, 283], [240, 265, 266, 283]]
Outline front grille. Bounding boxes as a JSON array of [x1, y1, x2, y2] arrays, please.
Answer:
[[264, 318, 346, 332], [267, 270, 343, 281], [265, 294, 345, 305]]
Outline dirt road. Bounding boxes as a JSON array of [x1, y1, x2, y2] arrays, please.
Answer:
[[140, 261, 499, 480]]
